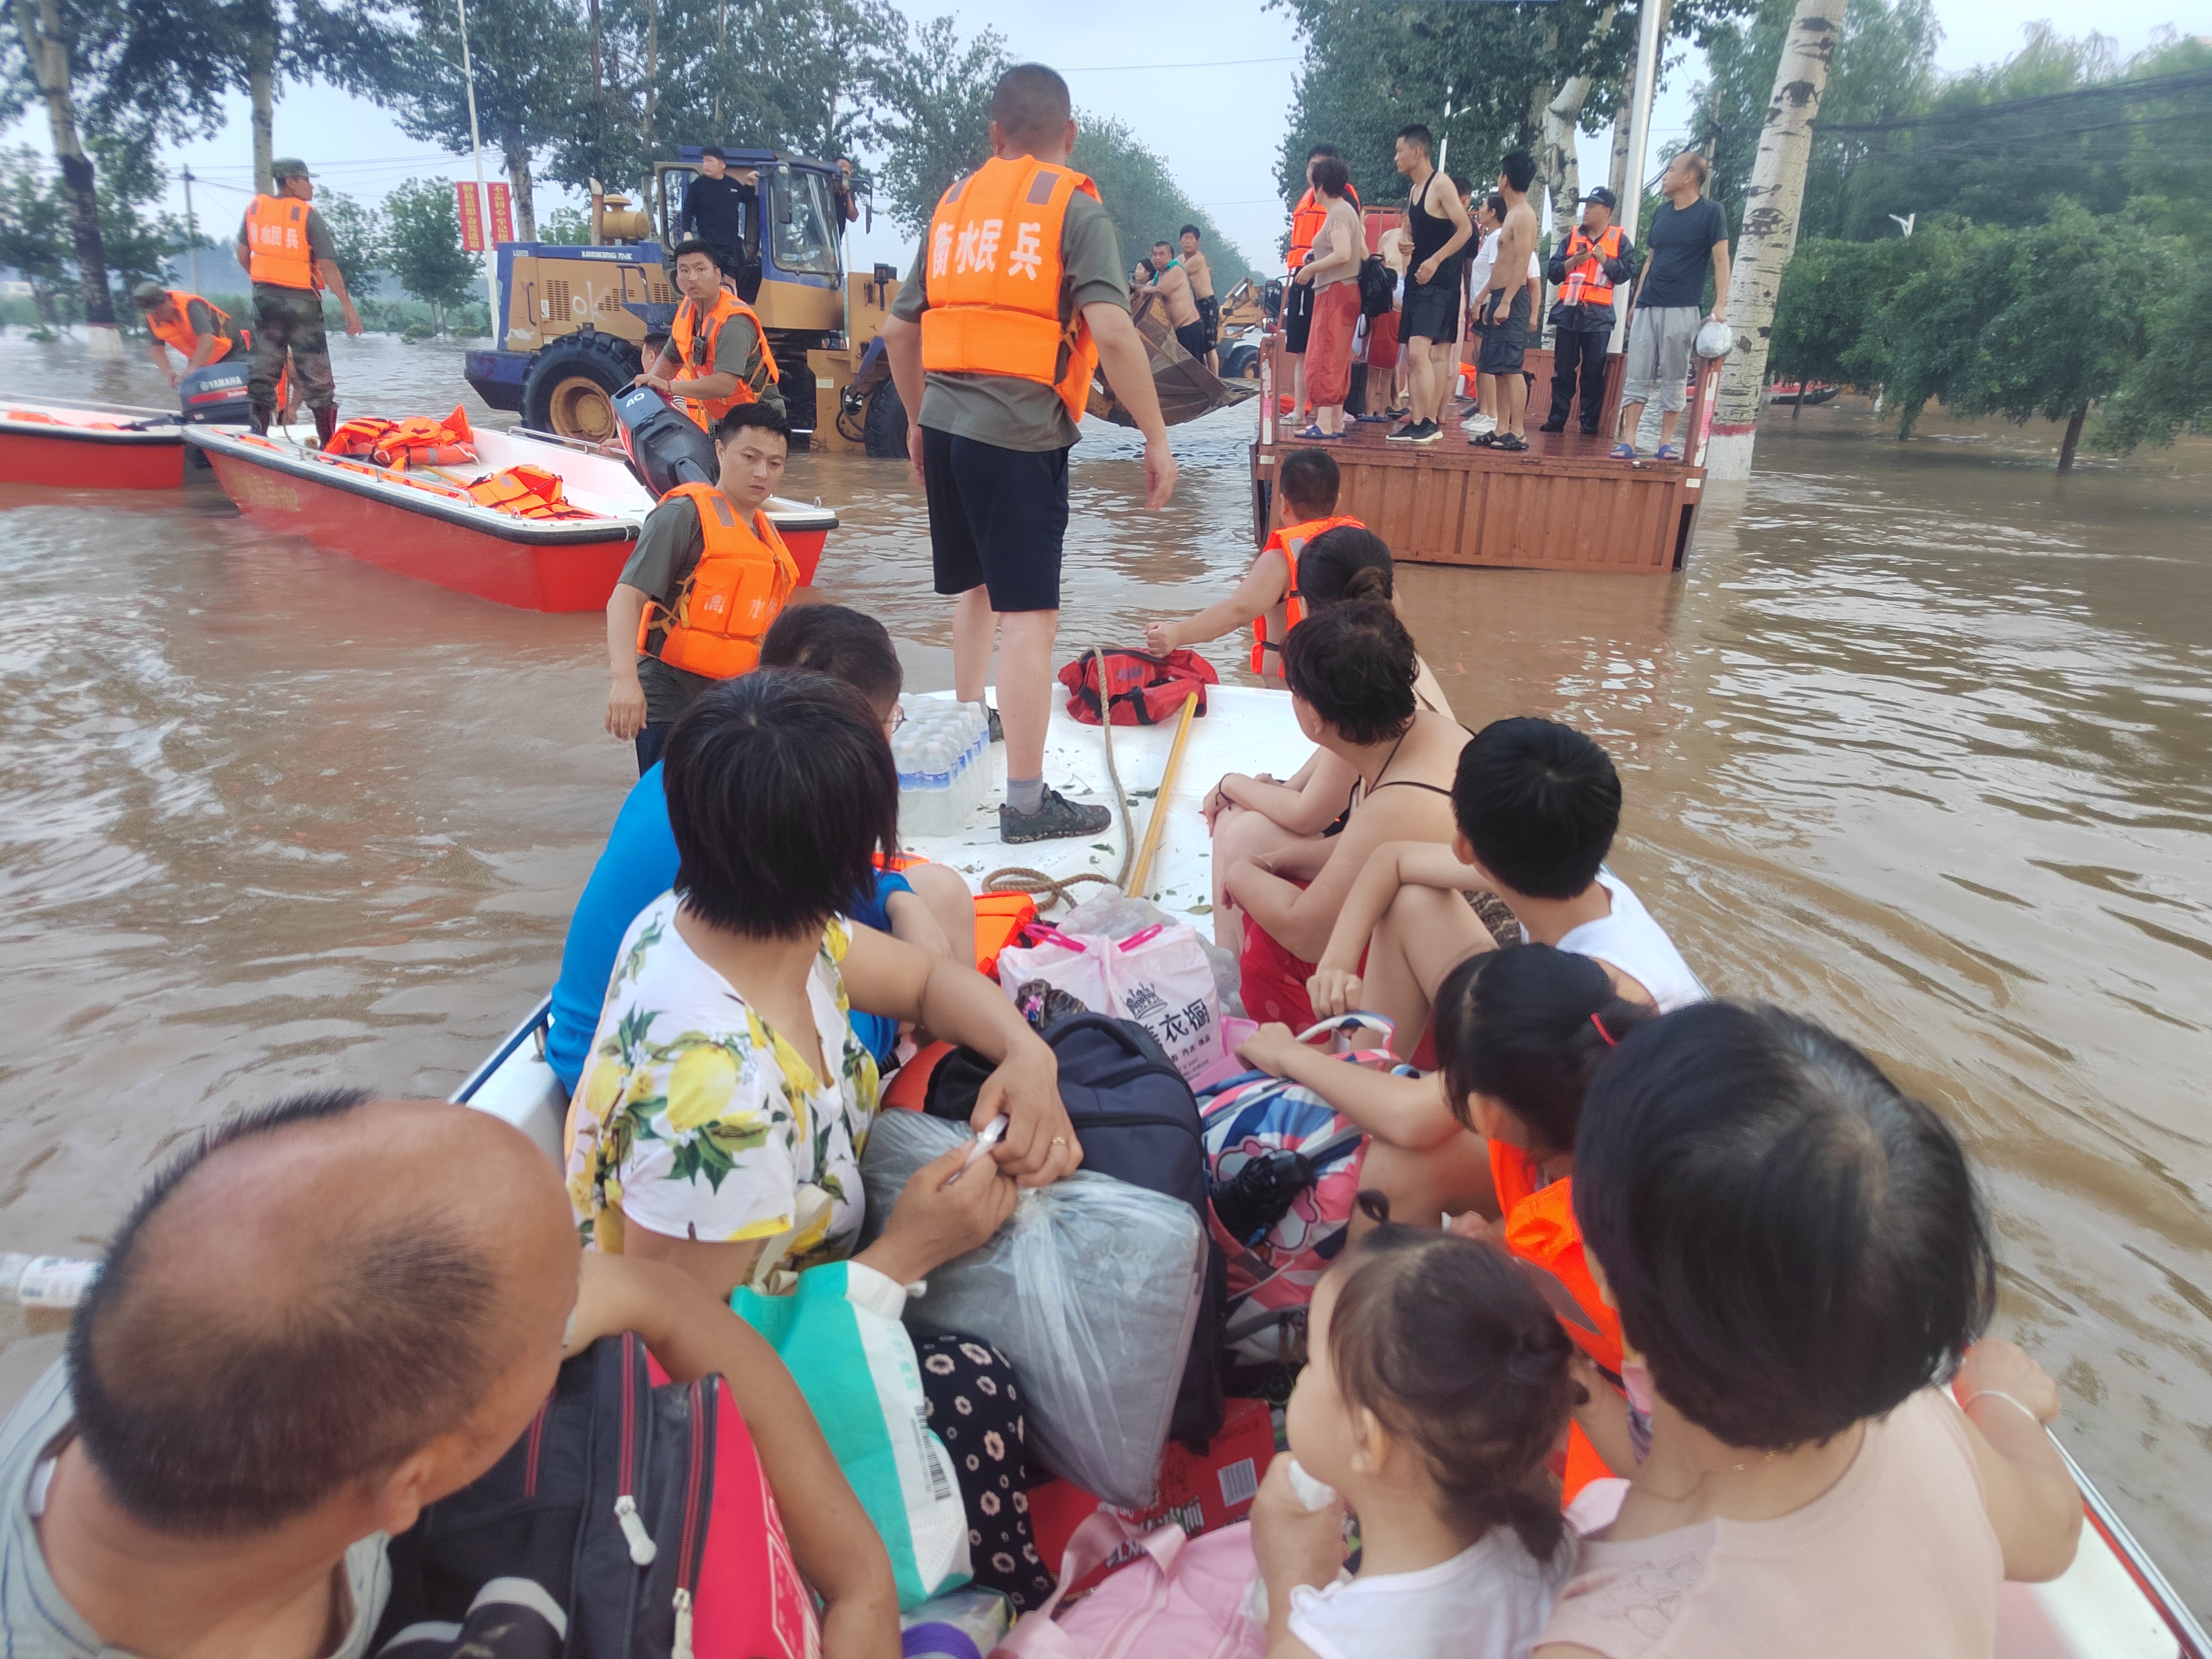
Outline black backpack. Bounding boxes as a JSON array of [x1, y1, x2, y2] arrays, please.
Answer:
[[925, 1013, 1227, 1448], [375, 1333, 815, 1659], [1356, 254, 1395, 319]]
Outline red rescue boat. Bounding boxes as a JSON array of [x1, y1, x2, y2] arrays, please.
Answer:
[[182, 422, 836, 613], [0, 401, 186, 491]]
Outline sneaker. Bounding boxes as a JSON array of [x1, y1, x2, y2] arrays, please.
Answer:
[[1461, 412, 1496, 435], [1385, 419, 1428, 443], [1411, 420, 1445, 444], [1001, 787, 1112, 844]]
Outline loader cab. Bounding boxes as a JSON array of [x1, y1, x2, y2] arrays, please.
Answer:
[[652, 149, 845, 318]]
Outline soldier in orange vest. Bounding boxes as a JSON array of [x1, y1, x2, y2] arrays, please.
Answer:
[[632, 240, 782, 432], [879, 63, 1177, 844], [129, 281, 249, 384], [233, 158, 362, 446], [605, 403, 801, 773]]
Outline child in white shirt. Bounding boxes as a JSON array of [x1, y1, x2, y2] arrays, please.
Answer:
[[1249, 1212, 1576, 1659]]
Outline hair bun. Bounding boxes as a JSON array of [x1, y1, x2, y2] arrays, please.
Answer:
[[1343, 565, 1393, 602]]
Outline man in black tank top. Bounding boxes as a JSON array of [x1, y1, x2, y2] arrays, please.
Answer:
[[1385, 124, 1472, 445]]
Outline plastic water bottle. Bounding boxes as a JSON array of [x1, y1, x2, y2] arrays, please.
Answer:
[[0, 1254, 100, 1308]]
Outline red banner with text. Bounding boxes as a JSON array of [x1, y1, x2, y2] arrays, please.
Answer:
[[488, 182, 514, 246], [456, 182, 486, 253]]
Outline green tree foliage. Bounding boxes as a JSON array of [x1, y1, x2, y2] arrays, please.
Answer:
[[382, 176, 480, 318], [312, 186, 385, 292], [870, 13, 1007, 235], [86, 132, 186, 295], [1765, 234, 1906, 388], [537, 203, 593, 244], [2093, 268, 2212, 452], [1075, 114, 1253, 290], [0, 144, 71, 330]]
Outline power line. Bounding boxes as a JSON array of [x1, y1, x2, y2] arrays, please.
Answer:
[[1062, 55, 1295, 73]]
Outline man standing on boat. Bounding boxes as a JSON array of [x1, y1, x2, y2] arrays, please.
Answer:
[[1139, 239, 1210, 365], [1613, 149, 1731, 461], [605, 404, 801, 772], [236, 159, 361, 446], [1541, 186, 1637, 437], [1386, 124, 1472, 446], [679, 147, 762, 301], [1473, 151, 1541, 453], [130, 280, 246, 386], [880, 63, 1175, 844], [633, 240, 784, 432], [1180, 226, 1219, 371]]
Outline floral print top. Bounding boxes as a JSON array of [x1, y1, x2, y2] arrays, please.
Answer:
[[567, 891, 881, 1269]]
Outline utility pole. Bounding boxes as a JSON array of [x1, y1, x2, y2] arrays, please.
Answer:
[[182, 166, 202, 293], [456, 0, 501, 330], [1609, 0, 1665, 354], [1705, 0, 1849, 482]]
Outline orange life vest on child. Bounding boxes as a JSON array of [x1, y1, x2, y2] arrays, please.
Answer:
[[637, 482, 800, 679], [1556, 224, 1625, 309], [146, 290, 239, 364], [244, 195, 319, 290], [669, 290, 779, 432], [1250, 513, 1363, 673], [323, 406, 477, 469], [920, 156, 1102, 425]]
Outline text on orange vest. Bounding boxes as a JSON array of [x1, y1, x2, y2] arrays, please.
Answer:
[[638, 482, 800, 679], [919, 156, 1102, 425], [670, 290, 779, 432], [244, 196, 320, 290]]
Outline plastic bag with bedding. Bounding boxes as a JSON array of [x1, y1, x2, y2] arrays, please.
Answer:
[[857, 1109, 1207, 1510]]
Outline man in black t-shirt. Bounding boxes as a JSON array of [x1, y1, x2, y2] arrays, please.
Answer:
[[1614, 150, 1731, 461], [679, 147, 760, 297]]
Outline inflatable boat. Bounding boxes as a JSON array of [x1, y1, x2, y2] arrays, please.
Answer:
[[0, 401, 186, 491], [183, 416, 837, 614]]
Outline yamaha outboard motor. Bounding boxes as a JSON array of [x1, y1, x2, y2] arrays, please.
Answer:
[[178, 360, 256, 426], [612, 384, 717, 498]]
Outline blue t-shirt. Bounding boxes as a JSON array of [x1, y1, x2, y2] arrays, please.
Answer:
[[1635, 195, 1729, 309], [546, 763, 910, 1092]]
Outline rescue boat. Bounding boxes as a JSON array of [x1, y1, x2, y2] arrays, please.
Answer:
[[0, 401, 186, 491], [449, 678, 2211, 1659], [182, 419, 837, 613]]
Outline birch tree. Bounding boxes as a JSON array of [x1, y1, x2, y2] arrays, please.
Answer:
[[6, 0, 118, 347]]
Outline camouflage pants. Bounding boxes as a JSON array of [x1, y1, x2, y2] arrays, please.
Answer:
[[249, 286, 338, 412]]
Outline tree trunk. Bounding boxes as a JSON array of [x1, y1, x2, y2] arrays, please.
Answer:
[[2058, 405, 2085, 473], [1609, 84, 1632, 201], [1539, 6, 1617, 246], [12, 0, 118, 348], [503, 130, 538, 241], [1705, 0, 1849, 483], [239, 0, 275, 194]]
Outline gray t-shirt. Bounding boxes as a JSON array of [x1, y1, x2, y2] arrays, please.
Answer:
[[0, 1360, 390, 1657], [891, 184, 1129, 453], [618, 494, 718, 724], [1635, 195, 1728, 309]]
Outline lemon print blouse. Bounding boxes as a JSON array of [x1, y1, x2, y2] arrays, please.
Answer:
[[567, 891, 881, 1268]]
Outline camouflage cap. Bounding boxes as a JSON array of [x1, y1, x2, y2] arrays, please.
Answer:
[[270, 158, 312, 181], [129, 279, 169, 307]]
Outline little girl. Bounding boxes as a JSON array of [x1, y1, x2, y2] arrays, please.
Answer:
[[1250, 1210, 1576, 1659]]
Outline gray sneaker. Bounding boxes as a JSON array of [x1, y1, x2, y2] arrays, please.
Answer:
[[1000, 787, 1112, 844]]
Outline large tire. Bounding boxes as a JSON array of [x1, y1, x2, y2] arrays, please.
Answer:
[[521, 332, 642, 442], [861, 377, 908, 459]]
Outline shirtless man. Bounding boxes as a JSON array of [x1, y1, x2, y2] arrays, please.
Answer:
[[1473, 151, 1540, 452], [1179, 224, 1219, 371], [1141, 239, 1211, 365]]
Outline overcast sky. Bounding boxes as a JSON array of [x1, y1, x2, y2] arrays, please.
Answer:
[[12, 0, 2209, 276]]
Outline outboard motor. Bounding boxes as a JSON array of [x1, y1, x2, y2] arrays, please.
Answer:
[[612, 384, 717, 498], [178, 360, 256, 426]]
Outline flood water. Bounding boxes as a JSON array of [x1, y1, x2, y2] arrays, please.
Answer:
[[3, 331, 2209, 1609]]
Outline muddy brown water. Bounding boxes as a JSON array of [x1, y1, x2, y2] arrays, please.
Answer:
[[3, 332, 2207, 1608]]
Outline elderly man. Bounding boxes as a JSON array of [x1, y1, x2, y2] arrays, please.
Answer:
[[0, 1090, 896, 1656]]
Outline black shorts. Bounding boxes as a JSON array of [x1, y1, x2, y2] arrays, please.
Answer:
[[1478, 287, 1534, 375], [1174, 318, 1210, 361], [1283, 279, 1315, 352], [1196, 294, 1221, 347], [922, 427, 1070, 613], [1400, 276, 1460, 344]]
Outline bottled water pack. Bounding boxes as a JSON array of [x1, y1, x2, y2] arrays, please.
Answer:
[[891, 700, 990, 839]]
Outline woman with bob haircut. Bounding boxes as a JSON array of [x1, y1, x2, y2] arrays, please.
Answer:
[[1534, 1002, 2084, 1659], [1219, 600, 1464, 1030], [568, 669, 1079, 1299]]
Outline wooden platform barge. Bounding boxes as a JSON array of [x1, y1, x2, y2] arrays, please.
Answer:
[[1249, 339, 1718, 575]]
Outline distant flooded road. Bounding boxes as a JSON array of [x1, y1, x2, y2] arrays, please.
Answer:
[[3, 332, 2207, 1607]]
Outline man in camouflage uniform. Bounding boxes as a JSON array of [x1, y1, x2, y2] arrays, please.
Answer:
[[235, 158, 363, 445]]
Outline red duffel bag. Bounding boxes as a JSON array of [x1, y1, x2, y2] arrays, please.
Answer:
[[1058, 648, 1219, 726]]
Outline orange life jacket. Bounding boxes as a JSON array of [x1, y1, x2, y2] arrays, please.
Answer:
[[919, 156, 1101, 425], [1489, 1140, 1622, 1376], [323, 406, 477, 469], [1250, 513, 1363, 673], [1287, 184, 1361, 270], [465, 464, 594, 520], [1556, 224, 1625, 309], [244, 195, 320, 290], [670, 290, 778, 432], [147, 290, 239, 364], [637, 482, 801, 679]]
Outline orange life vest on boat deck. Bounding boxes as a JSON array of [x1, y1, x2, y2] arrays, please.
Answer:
[[1286, 183, 1360, 272], [638, 482, 800, 679], [324, 406, 477, 469], [244, 195, 320, 290], [1556, 224, 1624, 309], [466, 464, 592, 520], [1250, 513, 1363, 673], [147, 290, 239, 364], [670, 290, 778, 432], [920, 156, 1101, 425], [871, 856, 1039, 980]]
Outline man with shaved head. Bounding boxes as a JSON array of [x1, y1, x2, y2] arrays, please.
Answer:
[[0, 1090, 896, 1656]]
